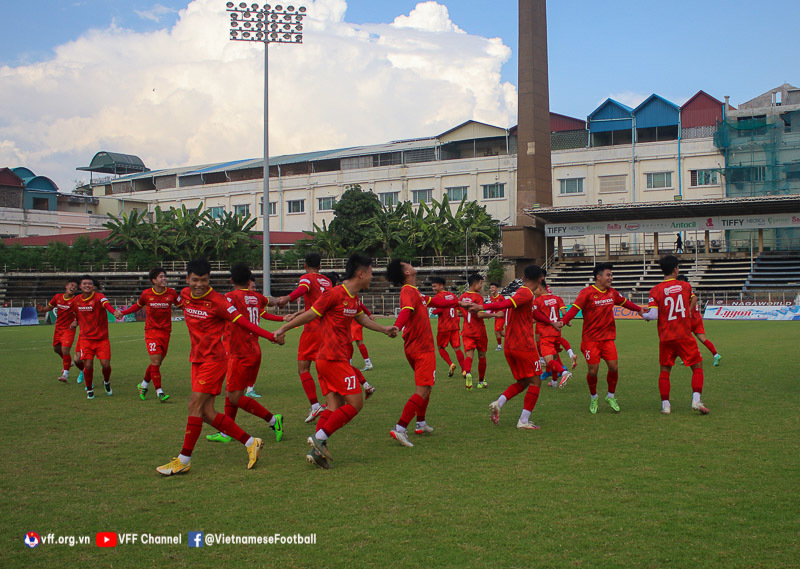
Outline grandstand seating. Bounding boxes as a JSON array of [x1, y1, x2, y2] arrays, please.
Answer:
[[744, 253, 800, 292]]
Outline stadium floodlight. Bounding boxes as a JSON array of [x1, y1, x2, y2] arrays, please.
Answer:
[[225, 1, 306, 294]]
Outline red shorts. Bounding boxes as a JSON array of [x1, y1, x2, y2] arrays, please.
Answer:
[[316, 359, 361, 396], [191, 359, 227, 395], [78, 338, 111, 360], [145, 331, 171, 356], [350, 321, 363, 342], [53, 328, 76, 348], [436, 329, 461, 349], [297, 328, 320, 361], [463, 334, 488, 353], [581, 340, 618, 365], [659, 338, 702, 367], [227, 353, 262, 392], [691, 317, 705, 335], [405, 351, 436, 386], [539, 336, 562, 357], [494, 318, 505, 332], [505, 348, 541, 380]]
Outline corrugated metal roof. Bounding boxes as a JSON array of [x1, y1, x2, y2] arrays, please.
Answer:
[[588, 99, 633, 132], [316, 139, 437, 160], [633, 94, 679, 129]]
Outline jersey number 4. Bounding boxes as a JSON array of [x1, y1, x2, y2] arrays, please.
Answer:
[[664, 295, 686, 321]]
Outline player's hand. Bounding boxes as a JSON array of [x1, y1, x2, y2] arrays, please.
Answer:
[[459, 299, 474, 308], [283, 313, 296, 322], [70, 321, 78, 330], [553, 321, 564, 330], [114, 310, 122, 319], [275, 296, 290, 307], [274, 333, 285, 345], [571, 355, 578, 369], [369, 314, 377, 321], [386, 326, 399, 338]]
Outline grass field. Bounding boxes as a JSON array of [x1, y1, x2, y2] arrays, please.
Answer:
[[2, 318, 799, 568]]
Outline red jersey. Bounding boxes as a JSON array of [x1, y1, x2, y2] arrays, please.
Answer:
[[75, 292, 112, 341], [134, 287, 180, 332], [179, 287, 241, 363], [459, 291, 486, 338], [311, 284, 363, 361], [648, 279, 695, 342], [225, 289, 270, 357], [572, 285, 627, 342], [434, 291, 460, 332], [504, 285, 536, 352], [533, 294, 566, 338], [48, 293, 77, 332], [398, 285, 435, 355], [295, 272, 333, 333]]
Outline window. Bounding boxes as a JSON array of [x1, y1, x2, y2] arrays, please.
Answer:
[[411, 189, 433, 204], [209, 206, 225, 219], [379, 192, 399, 207], [482, 183, 505, 199], [269, 201, 277, 216], [233, 204, 250, 217], [32, 197, 49, 210], [598, 175, 626, 194], [646, 172, 673, 189], [446, 186, 468, 201], [690, 169, 718, 187], [287, 199, 305, 214], [317, 197, 336, 211], [559, 178, 584, 195]]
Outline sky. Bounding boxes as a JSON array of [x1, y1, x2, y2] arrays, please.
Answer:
[[1, 0, 797, 193]]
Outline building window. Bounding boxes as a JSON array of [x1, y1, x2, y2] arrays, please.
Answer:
[[482, 183, 505, 199], [690, 169, 718, 187], [234, 204, 250, 217], [317, 197, 336, 211], [446, 186, 468, 201], [287, 199, 305, 214], [411, 189, 433, 204], [32, 198, 49, 210], [646, 172, 673, 189], [559, 178, 584, 195], [379, 192, 399, 207], [598, 175, 626, 194], [209, 206, 225, 219], [259, 200, 278, 215]]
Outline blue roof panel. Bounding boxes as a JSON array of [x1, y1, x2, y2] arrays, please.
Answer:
[[588, 99, 633, 132], [634, 94, 679, 129]]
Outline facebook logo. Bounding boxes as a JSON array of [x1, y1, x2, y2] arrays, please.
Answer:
[[188, 532, 204, 547]]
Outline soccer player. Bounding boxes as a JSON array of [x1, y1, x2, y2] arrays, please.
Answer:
[[459, 273, 495, 390], [115, 267, 181, 402], [561, 262, 644, 414], [41, 277, 79, 382], [488, 282, 506, 351], [386, 259, 468, 447], [642, 257, 710, 415], [155, 259, 283, 476], [532, 280, 574, 389], [676, 275, 722, 366], [276, 253, 333, 423], [73, 275, 118, 399], [481, 265, 551, 430], [430, 276, 466, 378], [274, 254, 398, 469], [206, 263, 285, 444]]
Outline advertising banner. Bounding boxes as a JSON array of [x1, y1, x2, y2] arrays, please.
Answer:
[[703, 305, 800, 321], [0, 307, 40, 326]]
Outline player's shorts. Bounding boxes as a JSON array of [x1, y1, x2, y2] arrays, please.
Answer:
[[659, 338, 702, 367], [539, 336, 563, 358], [436, 329, 461, 349], [405, 351, 436, 386], [53, 327, 76, 348], [691, 317, 705, 335], [504, 348, 541, 380], [297, 328, 320, 361], [581, 340, 618, 365], [226, 353, 262, 392], [77, 338, 111, 360], [145, 331, 171, 356], [316, 359, 361, 396], [463, 334, 488, 353], [350, 321, 363, 342], [191, 359, 227, 395], [494, 318, 505, 332]]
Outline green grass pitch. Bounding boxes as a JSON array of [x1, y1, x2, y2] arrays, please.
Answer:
[[2, 319, 798, 568]]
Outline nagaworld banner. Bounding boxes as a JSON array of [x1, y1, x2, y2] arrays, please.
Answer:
[[703, 305, 800, 321]]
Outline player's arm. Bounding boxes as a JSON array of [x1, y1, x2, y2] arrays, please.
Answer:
[[260, 310, 285, 322], [276, 280, 309, 306], [615, 290, 644, 314], [394, 306, 413, 330], [116, 297, 144, 318], [233, 313, 281, 344], [355, 311, 397, 337], [425, 294, 460, 309], [100, 298, 118, 315], [41, 297, 57, 313], [274, 309, 318, 337], [477, 298, 513, 311]]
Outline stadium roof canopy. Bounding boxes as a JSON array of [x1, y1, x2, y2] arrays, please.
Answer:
[[77, 151, 149, 175], [526, 195, 800, 224]]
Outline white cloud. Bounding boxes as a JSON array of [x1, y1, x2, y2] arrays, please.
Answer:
[[0, 0, 516, 192], [135, 4, 178, 23]]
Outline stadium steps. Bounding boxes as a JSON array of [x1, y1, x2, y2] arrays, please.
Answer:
[[0, 275, 6, 305], [744, 254, 800, 291], [693, 258, 752, 294]]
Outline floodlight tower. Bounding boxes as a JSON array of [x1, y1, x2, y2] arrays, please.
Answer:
[[226, 2, 306, 294]]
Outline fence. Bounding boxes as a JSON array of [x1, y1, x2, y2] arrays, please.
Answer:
[[555, 237, 800, 261]]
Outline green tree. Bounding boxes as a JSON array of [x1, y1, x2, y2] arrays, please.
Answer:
[[329, 185, 383, 253]]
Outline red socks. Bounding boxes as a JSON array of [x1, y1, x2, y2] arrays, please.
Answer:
[[691, 368, 704, 394], [102, 365, 112, 383], [547, 359, 566, 375], [455, 350, 466, 369], [501, 381, 527, 402], [210, 413, 250, 445], [354, 367, 366, 385], [299, 371, 318, 405], [398, 393, 426, 428], [464, 356, 473, 373], [150, 366, 162, 389], [702, 339, 717, 356], [358, 344, 369, 360], [606, 370, 618, 393], [478, 357, 487, 380], [438, 348, 453, 366], [320, 404, 358, 437], [316, 408, 332, 431], [224, 397, 239, 422], [62, 354, 72, 372], [659, 371, 671, 401], [586, 373, 598, 396], [238, 395, 273, 422], [84, 368, 94, 391], [417, 395, 430, 422], [144, 365, 152, 381], [180, 416, 203, 457], [523, 384, 540, 411]]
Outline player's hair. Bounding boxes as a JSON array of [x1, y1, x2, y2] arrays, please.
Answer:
[[344, 254, 372, 280], [431, 275, 446, 286], [92, 278, 101, 289], [66, 277, 80, 285], [386, 258, 408, 287], [659, 255, 680, 276], [489, 282, 500, 288], [592, 262, 613, 279], [468, 272, 483, 286], [186, 258, 211, 277], [78, 274, 93, 285], [540, 278, 548, 290], [324, 271, 339, 285], [230, 262, 252, 286], [149, 266, 166, 282], [523, 264, 544, 282], [676, 274, 689, 282], [305, 252, 322, 269]]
